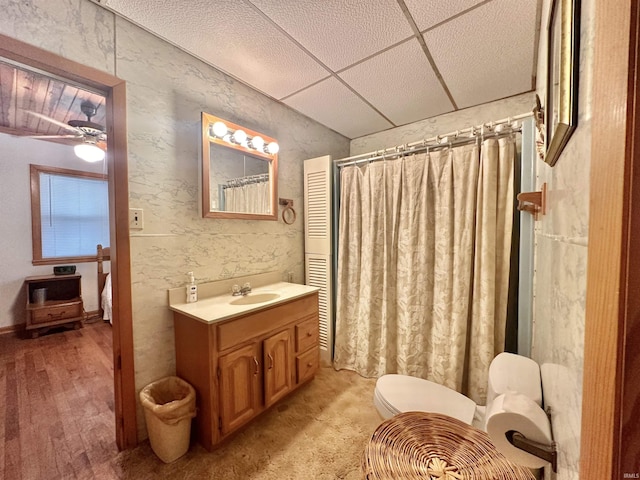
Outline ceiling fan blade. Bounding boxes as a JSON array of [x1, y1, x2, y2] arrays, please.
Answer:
[[25, 111, 81, 134], [27, 134, 83, 139]]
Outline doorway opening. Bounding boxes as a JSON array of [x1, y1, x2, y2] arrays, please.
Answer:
[[0, 33, 136, 450]]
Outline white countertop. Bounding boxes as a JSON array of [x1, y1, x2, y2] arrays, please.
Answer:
[[169, 281, 319, 324]]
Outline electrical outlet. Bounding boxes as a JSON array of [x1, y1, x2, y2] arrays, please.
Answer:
[[129, 208, 143, 230]]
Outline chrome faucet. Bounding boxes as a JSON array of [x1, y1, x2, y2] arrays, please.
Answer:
[[232, 282, 252, 296]]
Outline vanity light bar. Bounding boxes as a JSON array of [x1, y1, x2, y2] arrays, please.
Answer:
[[210, 121, 279, 155]]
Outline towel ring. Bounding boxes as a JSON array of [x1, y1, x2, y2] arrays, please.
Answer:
[[279, 198, 296, 225]]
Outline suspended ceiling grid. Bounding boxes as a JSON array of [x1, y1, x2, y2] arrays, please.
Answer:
[[96, 0, 540, 139]]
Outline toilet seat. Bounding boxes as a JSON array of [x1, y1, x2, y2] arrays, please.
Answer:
[[374, 374, 477, 425]]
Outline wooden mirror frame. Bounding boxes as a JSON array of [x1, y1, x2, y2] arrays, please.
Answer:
[[201, 112, 278, 220], [544, 0, 581, 166]]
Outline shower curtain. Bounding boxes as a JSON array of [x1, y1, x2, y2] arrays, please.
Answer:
[[333, 137, 515, 404], [224, 180, 270, 213]]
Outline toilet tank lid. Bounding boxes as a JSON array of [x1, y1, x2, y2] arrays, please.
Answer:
[[486, 353, 542, 407]]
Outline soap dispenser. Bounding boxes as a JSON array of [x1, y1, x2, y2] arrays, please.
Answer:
[[186, 272, 198, 303]]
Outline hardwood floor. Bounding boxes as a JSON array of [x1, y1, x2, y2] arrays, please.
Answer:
[[0, 321, 118, 479]]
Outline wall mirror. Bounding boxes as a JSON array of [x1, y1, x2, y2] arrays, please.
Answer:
[[201, 112, 278, 220], [544, 0, 580, 166]]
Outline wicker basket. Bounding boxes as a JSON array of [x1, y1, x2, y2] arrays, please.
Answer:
[[362, 412, 535, 480]]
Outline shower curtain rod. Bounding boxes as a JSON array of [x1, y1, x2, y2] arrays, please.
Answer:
[[335, 111, 533, 167]]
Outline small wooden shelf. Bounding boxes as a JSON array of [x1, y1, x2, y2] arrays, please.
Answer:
[[24, 274, 84, 338]]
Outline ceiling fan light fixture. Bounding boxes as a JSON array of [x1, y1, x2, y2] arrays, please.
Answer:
[[74, 142, 105, 162]]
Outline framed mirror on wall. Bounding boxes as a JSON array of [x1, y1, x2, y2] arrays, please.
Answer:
[[544, 0, 580, 166], [201, 112, 278, 220]]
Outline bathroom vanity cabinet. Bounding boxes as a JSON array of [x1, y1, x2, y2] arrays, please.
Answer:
[[173, 292, 319, 450]]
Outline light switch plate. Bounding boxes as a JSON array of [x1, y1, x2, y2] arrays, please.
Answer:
[[130, 208, 143, 230]]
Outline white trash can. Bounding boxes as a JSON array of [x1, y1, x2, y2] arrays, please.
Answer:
[[139, 376, 196, 463]]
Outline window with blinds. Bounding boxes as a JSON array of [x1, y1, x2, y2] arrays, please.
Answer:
[[30, 164, 109, 264]]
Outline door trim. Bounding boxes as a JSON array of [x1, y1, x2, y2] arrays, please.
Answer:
[[582, 0, 640, 476], [0, 34, 137, 449]]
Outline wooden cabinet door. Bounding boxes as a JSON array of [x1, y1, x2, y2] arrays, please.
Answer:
[[218, 342, 261, 435], [263, 329, 293, 408]]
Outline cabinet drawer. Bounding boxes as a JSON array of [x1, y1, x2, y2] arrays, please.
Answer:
[[218, 294, 318, 352], [30, 301, 83, 325], [295, 317, 319, 353], [296, 347, 319, 384]]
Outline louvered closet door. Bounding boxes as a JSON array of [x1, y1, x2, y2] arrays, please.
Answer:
[[304, 155, 333, 364], [305, 254, 331, 356]]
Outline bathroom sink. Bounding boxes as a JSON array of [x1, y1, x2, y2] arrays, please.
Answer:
[[230, 292, 280, 306]]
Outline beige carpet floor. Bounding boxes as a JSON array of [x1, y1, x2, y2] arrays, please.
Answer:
[[112, 367, 381, 479]]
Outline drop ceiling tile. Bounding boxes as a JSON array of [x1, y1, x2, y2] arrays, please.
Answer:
[[283, 77, 393, 139], [403, 0, 486, 31], [424, 0, 537, 109], [340, 39, 454, 126], [248, 0, 414, 71], [102, 0, 329, 99]]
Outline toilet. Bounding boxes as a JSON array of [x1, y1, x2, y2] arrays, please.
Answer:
[[373, 352, 543, 429]]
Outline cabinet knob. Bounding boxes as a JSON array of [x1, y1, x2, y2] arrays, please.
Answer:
[[307, 331, 313, 337], [307, 362, 313, 368]]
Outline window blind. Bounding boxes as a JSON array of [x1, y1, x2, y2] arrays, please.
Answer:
[[39, 172, 109, 258]]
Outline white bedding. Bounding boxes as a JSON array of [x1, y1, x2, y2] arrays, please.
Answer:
[[101, 273, 112, 323]]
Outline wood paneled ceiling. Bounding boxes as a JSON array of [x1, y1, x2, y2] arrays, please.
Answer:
[[0, 60, 106, 145]]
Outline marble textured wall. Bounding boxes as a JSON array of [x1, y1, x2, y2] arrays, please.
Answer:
[[350, 92, 535, 155], [531, 0, 594, 478], [1, 0, 349, 437], [0, 0, 115, 74]]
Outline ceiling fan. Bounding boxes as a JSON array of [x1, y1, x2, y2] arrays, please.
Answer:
[[27, 100, 107, 162]]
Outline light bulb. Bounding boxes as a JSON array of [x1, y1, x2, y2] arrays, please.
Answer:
[[222, 133, 232, 143], [212, 121, 227, 137], [250, 135, 264, 151], [74, 143, 105, 162], [232, 129, 247, 145], [266, 142, 279, 154]]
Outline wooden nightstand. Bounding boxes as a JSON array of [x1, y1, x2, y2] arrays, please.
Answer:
[[25, 274, 84, 338]]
